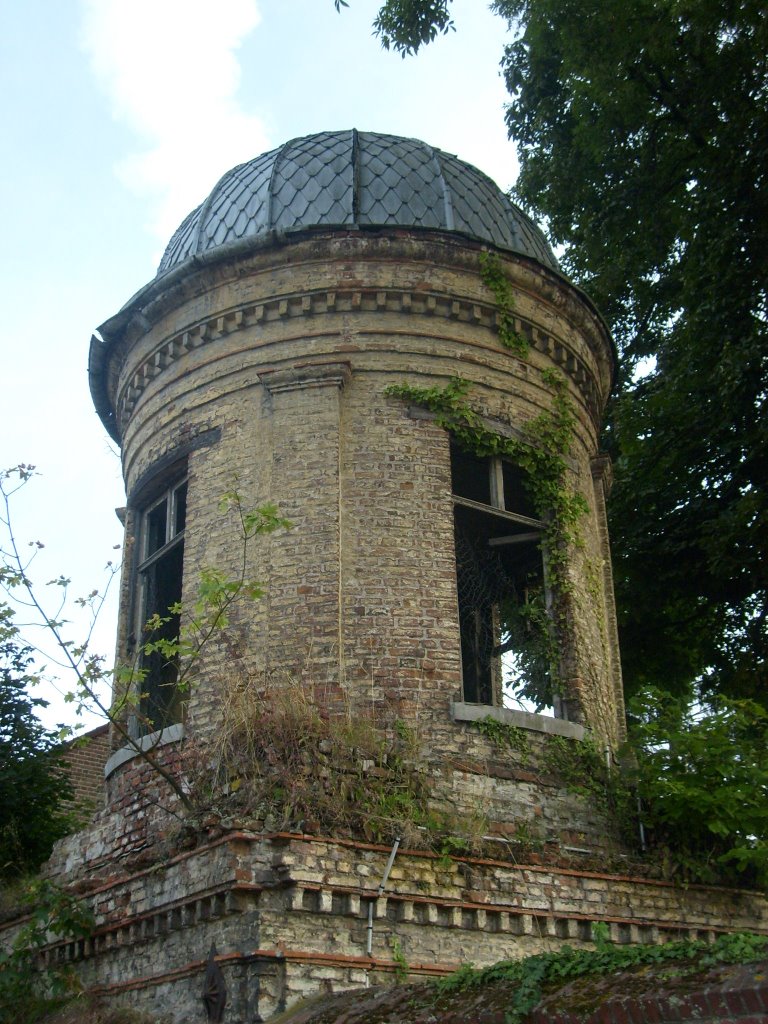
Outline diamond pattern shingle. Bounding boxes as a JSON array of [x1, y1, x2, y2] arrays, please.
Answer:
[[158, 206, 200, 269], [156, 131, 557, 275]]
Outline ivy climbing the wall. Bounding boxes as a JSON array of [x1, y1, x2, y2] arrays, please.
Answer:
[[384, 370, 587, 709], [479, 250, 530, 357]]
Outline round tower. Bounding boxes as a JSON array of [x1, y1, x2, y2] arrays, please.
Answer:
[[91, 129, 623, 841], [32, 131, 767, 1024]]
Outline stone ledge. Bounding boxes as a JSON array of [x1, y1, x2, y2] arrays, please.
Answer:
[[451, 701, 586, 741], [104, 722, 185, 779]]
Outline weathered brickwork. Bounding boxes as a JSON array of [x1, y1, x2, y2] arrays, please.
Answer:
[[19, 199, 750, 1023], [101, 233, 621, 749], [61, 723, 109, 813], [47, 723, 622, 879], [11, 832, 767, 1022], [530, 959, 768, 1024], [46, 736, 188, 879]]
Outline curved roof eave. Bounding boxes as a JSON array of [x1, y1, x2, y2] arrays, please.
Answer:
[[89, 224, 614, 445]]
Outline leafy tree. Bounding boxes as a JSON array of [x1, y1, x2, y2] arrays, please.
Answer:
[[0, 605, 75, 878], [499, 0, 768, 707], [333, 0, 454, 56], [630, 690, 768, 887], [339, 0, 768, 706], [0, 878, 93, 1023]]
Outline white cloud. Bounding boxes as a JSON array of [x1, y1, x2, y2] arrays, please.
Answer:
[[80, 0, 270, 248]]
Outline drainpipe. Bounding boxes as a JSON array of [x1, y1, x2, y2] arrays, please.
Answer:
[[637, 795, 647, 851], [366, 837, 401, 958]]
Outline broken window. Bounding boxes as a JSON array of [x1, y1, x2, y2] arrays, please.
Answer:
[[451, 444, 553, 711], [136, 477, 187, 731]]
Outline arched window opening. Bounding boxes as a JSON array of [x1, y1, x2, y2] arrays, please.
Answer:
[[451, 444, 555, 714], [136, 477, 187, 731]]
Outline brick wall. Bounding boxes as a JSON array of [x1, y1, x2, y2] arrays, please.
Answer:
[[14, 832, 768, 1023], [61, 723, 110, 815]]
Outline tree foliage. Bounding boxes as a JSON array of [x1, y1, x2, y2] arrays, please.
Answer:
[[497, 0, 768, 706], [0, 878, 93, 1023], [0, 606, 75, 879], [343, 0, 768, 706], [334, 0, 454, 56], [630, 690, 768, 886]]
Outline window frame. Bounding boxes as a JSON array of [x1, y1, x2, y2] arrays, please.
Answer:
[[135, 476, 188, 733], [450, 445, 556, 712]]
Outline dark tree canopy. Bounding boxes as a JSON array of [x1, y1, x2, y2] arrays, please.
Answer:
[[0, 606, 75, 878], [499, 0, 768, 705], [342, 0, 768, 705]]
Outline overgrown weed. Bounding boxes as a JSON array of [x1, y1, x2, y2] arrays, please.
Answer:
[[184, 678, 486, 856]]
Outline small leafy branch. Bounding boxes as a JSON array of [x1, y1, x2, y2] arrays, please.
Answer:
[[334, 0, 455, 58], [0, 465, 288, 817], [432, 931, 768, 1024], [0, 879, 93, 1024], [479, 250, 529, 357], [138, 494, 289, 703]]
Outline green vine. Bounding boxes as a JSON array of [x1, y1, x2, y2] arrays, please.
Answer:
[[432, 931, 768, 1024], [472, 716, 530, 756], [542, 734, 637, 842], [389, 935, 410, 982], [479, 251, 529, 357], [473, 718, 635, 838], [383, 374, 586, 540], [541, 735, 608, 802]]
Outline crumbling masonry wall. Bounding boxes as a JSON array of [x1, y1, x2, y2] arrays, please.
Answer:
[[12, 833, 767, 1023]]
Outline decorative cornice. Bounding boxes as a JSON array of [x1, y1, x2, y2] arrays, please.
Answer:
[[36, 872, 751, 972], [113, 287, 605, 436]]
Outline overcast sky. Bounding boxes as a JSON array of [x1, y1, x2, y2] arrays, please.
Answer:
[[1, 0, 521, 729]]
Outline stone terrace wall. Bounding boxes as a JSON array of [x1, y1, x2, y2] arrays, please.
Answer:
[[49, 718, 626, 885], [15, 832, 768, 1023]]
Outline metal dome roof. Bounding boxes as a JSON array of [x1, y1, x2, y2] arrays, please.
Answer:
[[157, 130, 558, 275]]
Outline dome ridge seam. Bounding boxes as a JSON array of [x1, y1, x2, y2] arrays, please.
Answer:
[[425, 142, 455, 232]]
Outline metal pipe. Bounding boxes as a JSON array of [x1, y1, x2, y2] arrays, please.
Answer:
[[366, 836, 401, 957], [637, 794, 647, 851]]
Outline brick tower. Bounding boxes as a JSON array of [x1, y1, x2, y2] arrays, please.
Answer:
[[33, 131, 765, 1021]]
